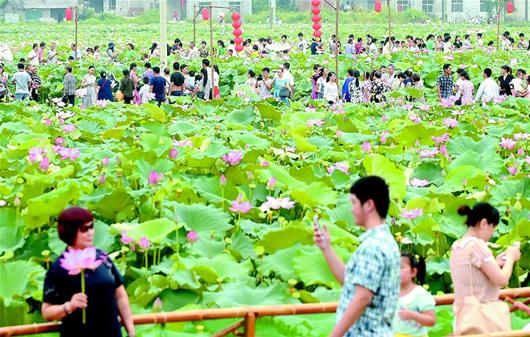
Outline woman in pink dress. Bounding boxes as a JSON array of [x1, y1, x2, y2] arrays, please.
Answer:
[[458, 71, 474, 105]]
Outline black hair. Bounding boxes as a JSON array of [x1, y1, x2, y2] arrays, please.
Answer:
[[58, 207, 94, 246], [17, 63, 25, 70], [461, 71, 470, 81], [202, 59, 210, 67], [484, 68, 492, 77], [180, 64, 188, 71], [443, 64, 451, 71], [173, 61, 180, 71], [122, 69, 130, 76], [457, 202, 500, 227], [401, 252, 427, 285], [262, 67, 270, 74], [456, 68, 465, 75], [353, 70, 360, 87], [248, 69, 256, 77], [145, 62, 152, 68], [153, 66, 161, 74], [283, 62, 290, 70], [88, 65, 95, 70], [349, 176, 390, 218], [347, 69, 354, 76], [412, 73, 420, 82], [130, 63, 137, 70], [142, 76, 149, 85], [66, 66, 72, 73], [100, 71, 107, 78], [501, 65, 512, 74]]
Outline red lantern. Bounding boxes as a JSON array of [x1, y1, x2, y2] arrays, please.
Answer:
[[312, 6, 320, 15], [65, 7, 73, 21], [313, 30, 322, 38], [312, 22, 321, 30], [233, 28, 242, 37], [232, 21, 241, 29], [374, 0, 382, 13], [234, 37, 243, 44], [231, 12, 241, 21], [235, 44, 244, 52], [201, 8, 209, 20], [311, 15, 321, 22], [311, 0, 320, 6], [506, 1, 514, 14]]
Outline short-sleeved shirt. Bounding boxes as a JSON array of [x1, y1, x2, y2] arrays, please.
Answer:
[[437, 74, 454, 99], [393, 286, 436, 337], [337, 224, 400, 337], [12, 71, 32, 94], [150, 75, 166, 101], [43, 249, 124, 337]]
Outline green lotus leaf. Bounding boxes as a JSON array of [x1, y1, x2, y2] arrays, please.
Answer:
[[258, 227, 313, 254], [173, 203, 232, 234], [112, 218, 179, 243], [363, 154, 406, 200]]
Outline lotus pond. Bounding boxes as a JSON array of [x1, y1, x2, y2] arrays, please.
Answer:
[[0, 22, 529, 337]]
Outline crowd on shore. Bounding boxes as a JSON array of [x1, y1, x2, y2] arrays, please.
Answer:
[[1, 31, 530, 107]]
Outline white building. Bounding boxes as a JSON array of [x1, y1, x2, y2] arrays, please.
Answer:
[[302, 0, 529, 22], [181, 0, 252, 20]]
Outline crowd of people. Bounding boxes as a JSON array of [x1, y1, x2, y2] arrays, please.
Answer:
[[1, 31, 530, 107]]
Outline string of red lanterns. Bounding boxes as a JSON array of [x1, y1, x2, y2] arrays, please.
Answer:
[[311, 0, 322, 38], [65, 7, 73, 21], [374, 0, 382, 13], [506, 1, 514, 15], [201, 7, 209, 20], [232, 12, 244, 52]]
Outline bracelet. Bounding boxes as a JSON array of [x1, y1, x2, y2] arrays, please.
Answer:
[[63, 302, 72, 315]]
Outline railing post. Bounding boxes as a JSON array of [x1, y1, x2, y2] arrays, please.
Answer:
[[244, 312, 255, 337]]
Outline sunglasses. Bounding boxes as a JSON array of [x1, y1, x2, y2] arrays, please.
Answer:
[[78, 222, 94, 233]]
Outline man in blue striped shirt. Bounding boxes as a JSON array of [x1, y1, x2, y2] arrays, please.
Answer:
[[314, 176, 400, 337]]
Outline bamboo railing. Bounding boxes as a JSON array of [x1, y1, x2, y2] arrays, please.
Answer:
[[0, 287, 529, 337]]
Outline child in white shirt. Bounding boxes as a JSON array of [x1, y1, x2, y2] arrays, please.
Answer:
[[139, 77, 151, 104]]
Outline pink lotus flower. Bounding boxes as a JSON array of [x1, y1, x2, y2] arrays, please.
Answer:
[[169, 148, 178, 159], [327, 162, 349, 174], [500, 138, 516, 150], [403, 103, 413, 111], [507, 166, 517, 176], [513, 133, 529, 141], [222, 150, 243, 166], [220, 174, 227, 186], [259, 196, 295, 212], [28, 147, 45, 164], [267, 177, 277, 190], [98, 175, 106, 185], [139, 236, 150, 250], [380, 131, 389, 144], [59, 247, 103, 324], [260, 160, 270, 167], [401, 208, 423, 220], [55, 137, 65, 145], [229, 194, 252, 214], [408, 113, 422, 124], [361, 142, 371, 153], [174, 140, 193, 147], [443, 118, 458, 128], [440, 98, 455, 108], [55, 147, 80, 161], [43, 118, 53, 126], [39, 157, 50, 171], [63, 124, 76, 133], [418, 104, 431, 111], [439, 145, 449, 157], [410, 178, 430, 187], [306, 119, 324, 127], [419, 148, 439, 158], [525, 156, 530, 165], [186, 230, 198, 243], [101, 157, 109, 166], [121, 231, 134, 245], [432, 133, 449, 144], [305, 106, 316, 113], [335, 130, 344, 137], [60, 247, 103, 276], [148, 171, 163, 185], [0, 200, 6, 207]]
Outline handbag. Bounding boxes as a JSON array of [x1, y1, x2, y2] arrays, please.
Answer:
[[279, 86, 291, 98], [454, 237, 511, 335], [115, 90, 124, 102]]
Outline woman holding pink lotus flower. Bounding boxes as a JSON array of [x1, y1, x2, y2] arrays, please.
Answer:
[[42, 207, 135, 337]]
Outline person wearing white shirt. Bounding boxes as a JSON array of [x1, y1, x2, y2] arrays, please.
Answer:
[[297, 33, 308, 54], [511, 69, 526, 97], [475, 68, 499, 105], [139, 77, 151, 104], [28, 43, 39, 66], [281, 62, 295, 92], [323, 72, 339, 103]]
